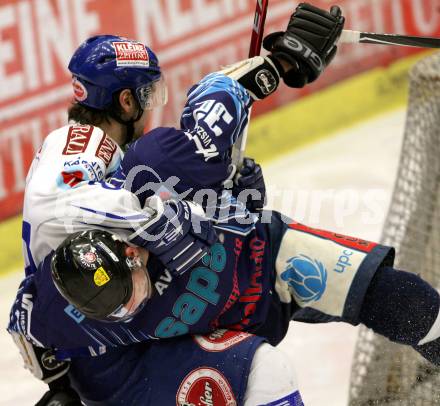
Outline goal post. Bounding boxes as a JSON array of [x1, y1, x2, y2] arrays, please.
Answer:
[[349, 51, 440, 405]]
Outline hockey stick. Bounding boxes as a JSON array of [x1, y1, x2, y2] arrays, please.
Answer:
[[231, 0, 269, 169], [340, 30, 440, 48], [248, 0, 269, 58]]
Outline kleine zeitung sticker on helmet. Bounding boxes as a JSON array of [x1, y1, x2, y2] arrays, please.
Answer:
[[113, 41, 150, 67]]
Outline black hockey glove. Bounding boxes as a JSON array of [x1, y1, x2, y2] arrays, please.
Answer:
[[263, 3, 345, 88], [35, 376, 82, 406], [130, 197, 218, 275], [232, 157, 266, 212], [10, 332, 81, 405], [11, 331, 70, 383]]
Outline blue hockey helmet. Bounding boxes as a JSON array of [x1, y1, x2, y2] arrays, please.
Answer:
[[68, 35, 167, 111]]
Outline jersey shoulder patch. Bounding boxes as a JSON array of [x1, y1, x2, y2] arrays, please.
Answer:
[[62, 125, 94, 155]]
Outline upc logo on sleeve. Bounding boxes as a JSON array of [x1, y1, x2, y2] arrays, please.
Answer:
[[113, 42, 150, 67], [281, 254, 327, 304]]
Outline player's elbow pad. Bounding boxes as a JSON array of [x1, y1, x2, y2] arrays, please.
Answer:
[[218, 56, 282, 101]]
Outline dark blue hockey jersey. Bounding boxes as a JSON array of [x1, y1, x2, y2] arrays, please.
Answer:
[[114, 72, 252, 205]]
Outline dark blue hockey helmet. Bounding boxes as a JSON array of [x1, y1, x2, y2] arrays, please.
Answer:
[[68, 35, 167, 111]]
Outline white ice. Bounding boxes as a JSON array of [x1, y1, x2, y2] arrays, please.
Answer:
[[0, 108, 406, 405]]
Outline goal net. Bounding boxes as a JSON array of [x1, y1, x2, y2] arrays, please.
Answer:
[[349, 52, 440, 405]]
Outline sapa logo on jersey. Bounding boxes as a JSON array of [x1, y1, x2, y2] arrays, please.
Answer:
[[194, 329, 252, 352], [113, 41, 149, 67], [177, 367, 236, 406]]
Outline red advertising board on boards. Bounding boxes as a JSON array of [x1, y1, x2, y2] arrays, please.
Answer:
[[0, 0, 439, 220]]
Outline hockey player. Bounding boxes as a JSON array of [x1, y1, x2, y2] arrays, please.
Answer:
[[9, 3, 347, 404], [17, 6, 440, 405]]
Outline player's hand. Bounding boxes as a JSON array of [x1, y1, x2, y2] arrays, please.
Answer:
[[131, 197, 218, 275], [232, 158, 266, 211], [263, 3, 345, 88]]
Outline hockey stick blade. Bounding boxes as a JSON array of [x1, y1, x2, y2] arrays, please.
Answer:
[[340, 30, 440, 48]]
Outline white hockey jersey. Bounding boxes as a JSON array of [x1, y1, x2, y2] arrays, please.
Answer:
[[22, 124, 154, 274]]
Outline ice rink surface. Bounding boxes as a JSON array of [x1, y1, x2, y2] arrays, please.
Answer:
[[0, 108, 406, 405]]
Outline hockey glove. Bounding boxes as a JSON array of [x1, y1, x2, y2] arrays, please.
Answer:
[[263, 3, 345, 88], [218, 56, 282, 101], [130, 197, 218, 275], [232, 157, 266, 211], [11, 331, 70, 384], [10, 332, 81, 405]]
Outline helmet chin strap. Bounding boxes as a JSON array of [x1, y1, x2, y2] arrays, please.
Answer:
[[108, 92, 144, 147]]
